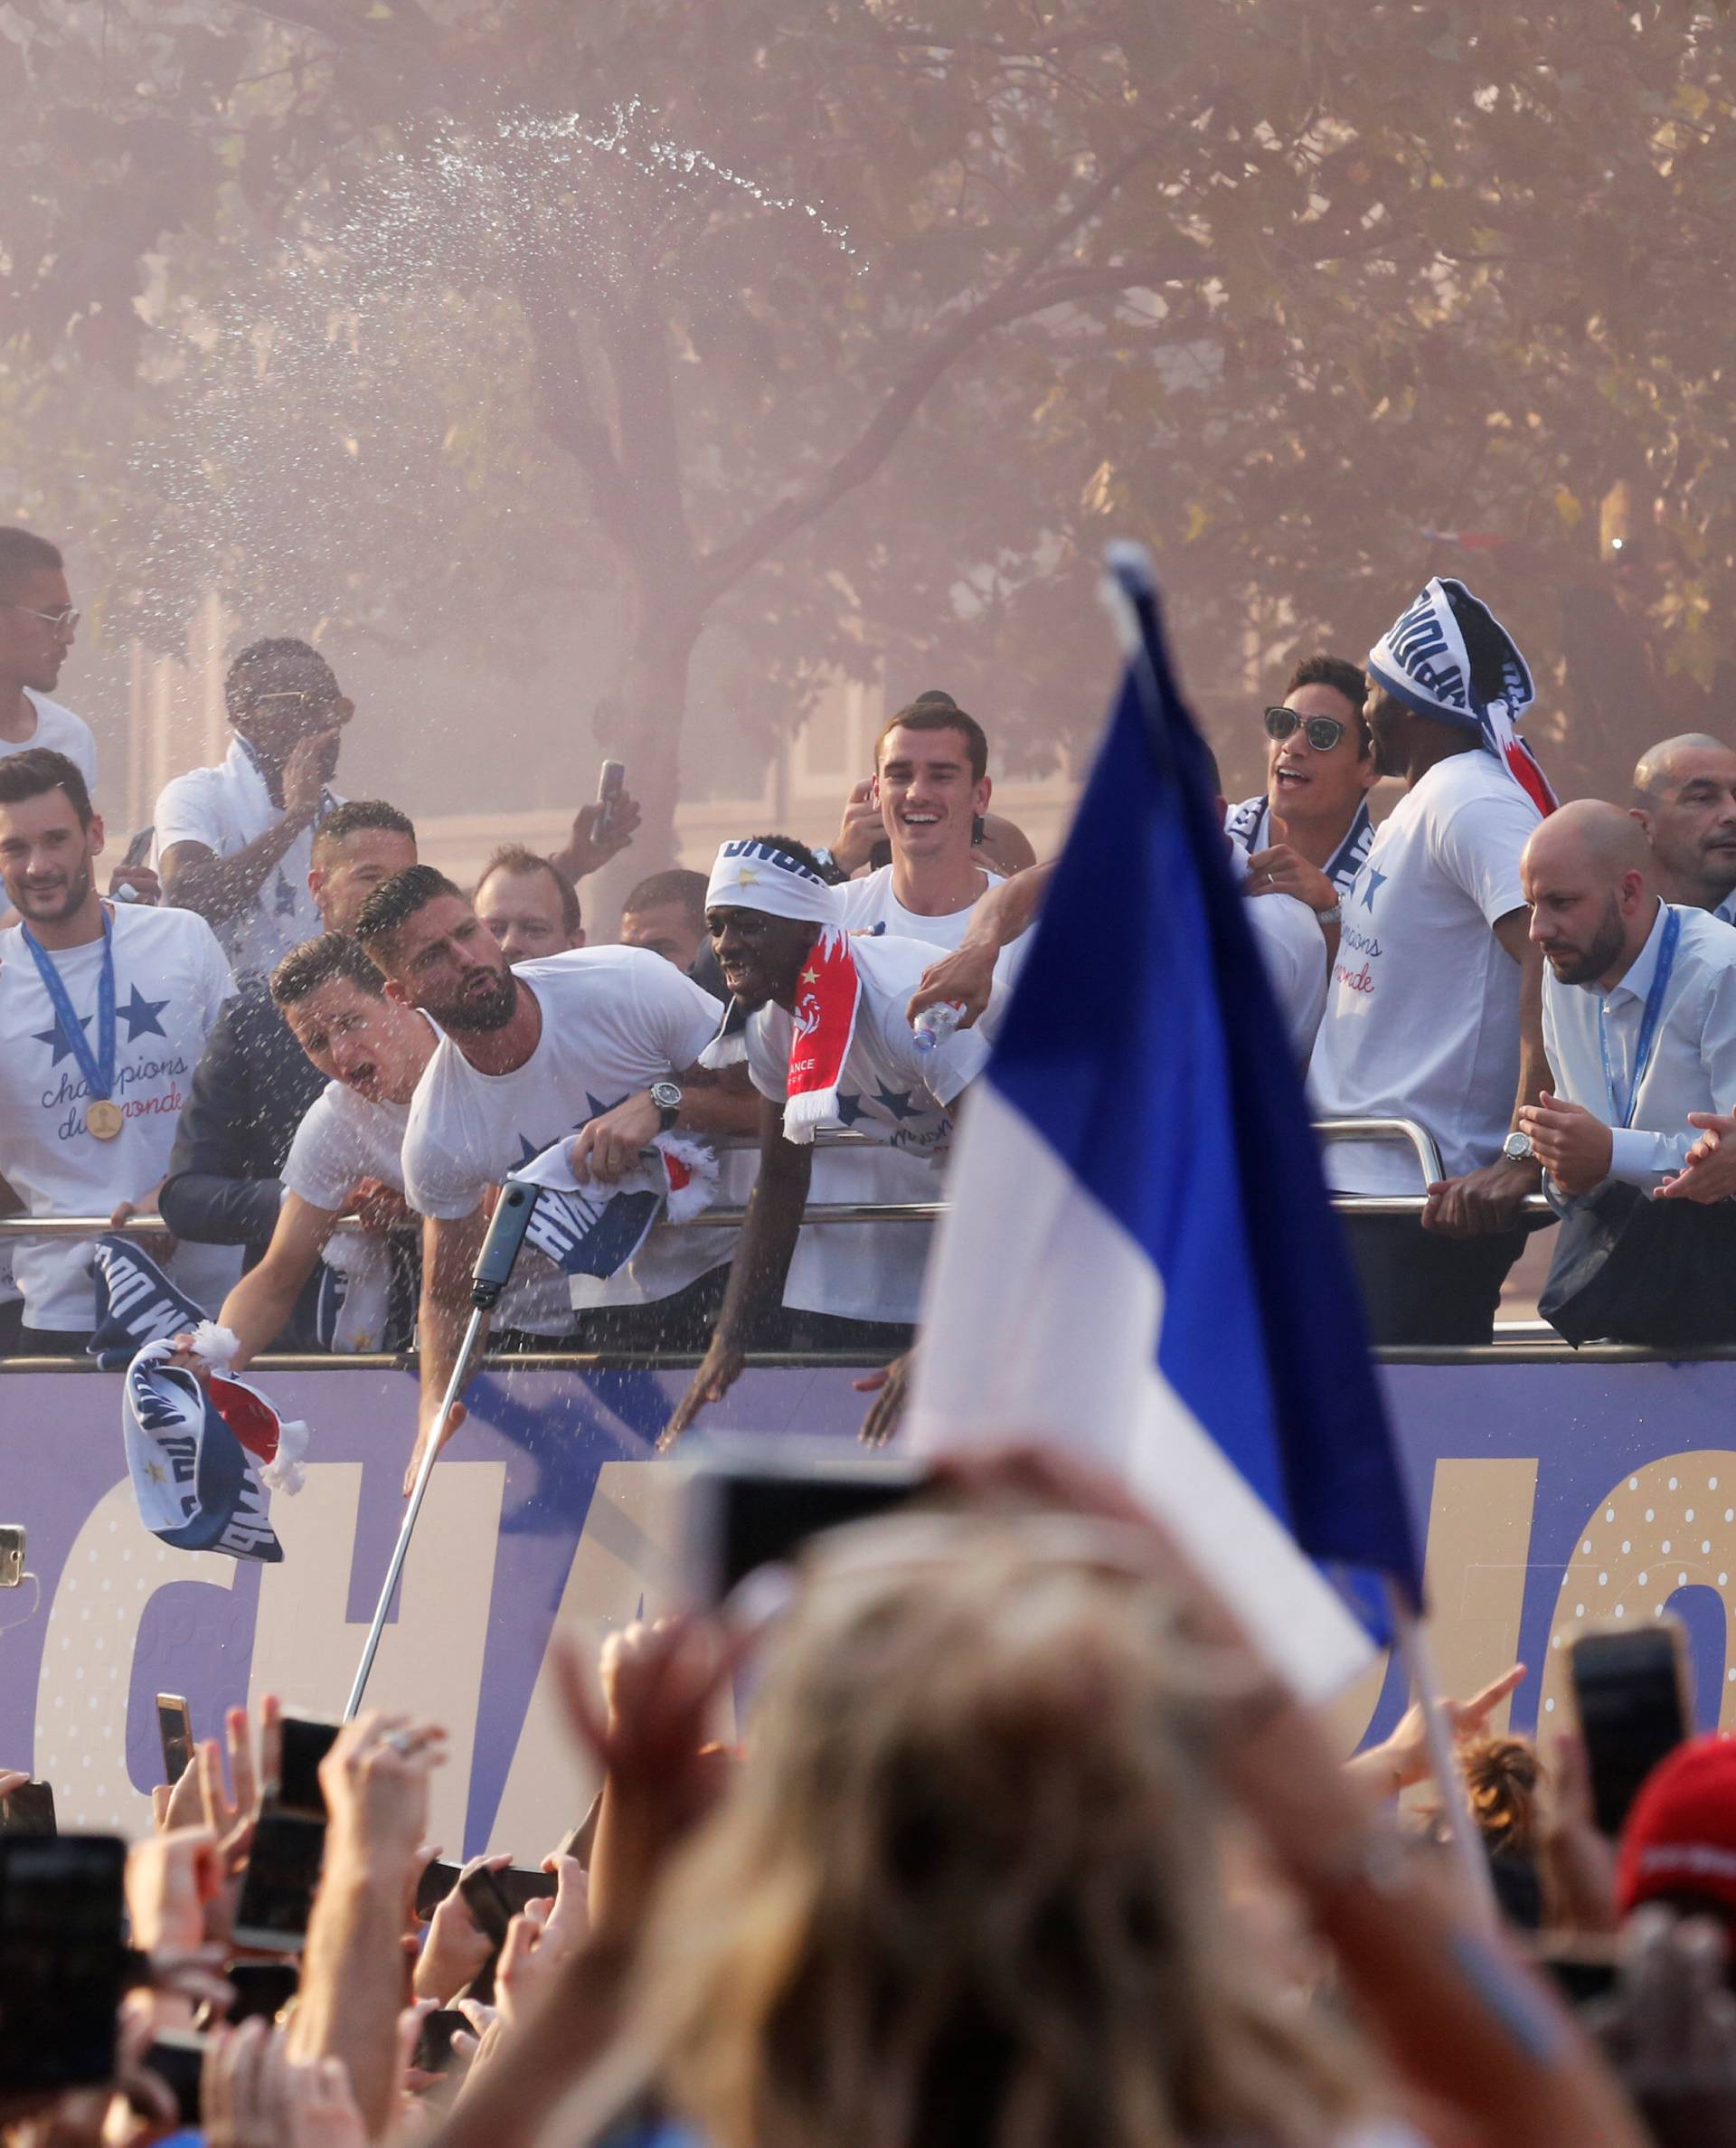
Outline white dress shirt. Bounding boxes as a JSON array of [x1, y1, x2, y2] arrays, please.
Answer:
[[1541, 900, 1736, 1187]]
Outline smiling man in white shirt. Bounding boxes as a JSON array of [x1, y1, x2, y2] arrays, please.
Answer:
[[1520, 800, 1736, 1197], [0, 749, 235, 1349]]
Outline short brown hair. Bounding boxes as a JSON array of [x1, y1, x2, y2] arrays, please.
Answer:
[[313, 799, 417, 860], [873, 691, 988, 784], [270, 932, 386, 1009], [0, 746, 93, 828], [352, 864, 464, 956], [475, 845, 581, 940]]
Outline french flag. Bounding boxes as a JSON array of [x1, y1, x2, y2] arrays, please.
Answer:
[[905, 550, 1422, 1699]]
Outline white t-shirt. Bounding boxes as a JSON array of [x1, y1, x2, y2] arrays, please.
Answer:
[[153, 735, 337, 981], [283, 1079, 410, 1213], [0, 902, 237, 1330], [1229, 849, 1330, 1064], [1308, 750, 1540, 1192], [784, 870, 1007, 1325], [402, 947, 730, 1321], [1, 691, 99, 795], [837, 863, 1005, 942]]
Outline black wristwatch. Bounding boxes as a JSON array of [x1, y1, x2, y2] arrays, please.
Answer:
[[650, 1079, 682, 1133]]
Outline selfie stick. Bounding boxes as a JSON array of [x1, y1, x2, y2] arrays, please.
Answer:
[[343, 1178, 542, 1721]]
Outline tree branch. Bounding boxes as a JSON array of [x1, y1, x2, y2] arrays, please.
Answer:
[[694, 134, 1181, 600], [516, 273, 637, 553]]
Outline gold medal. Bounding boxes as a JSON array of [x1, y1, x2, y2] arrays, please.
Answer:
[[86, 1099, 124, 1141]]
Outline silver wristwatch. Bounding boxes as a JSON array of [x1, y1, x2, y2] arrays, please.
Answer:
[[1502, 1130, 1534, 1163], [650, 1079, 683, 1133], [1316, 902, 1343, 928]]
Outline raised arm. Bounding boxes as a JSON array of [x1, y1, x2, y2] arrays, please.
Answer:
[[662, 1094, 811, 1449], [160, 729, 338, 924], [907, 857, 1056, 1027]]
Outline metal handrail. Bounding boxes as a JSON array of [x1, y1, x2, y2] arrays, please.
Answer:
[[0, 1116, 1555, 1235]]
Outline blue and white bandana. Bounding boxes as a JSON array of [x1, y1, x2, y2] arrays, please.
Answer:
[[514, 1132, 718, 1280], [1367, 577, 1556, 816], [87, 1235, 208, 1369], [123, 1327, 308, 1563]]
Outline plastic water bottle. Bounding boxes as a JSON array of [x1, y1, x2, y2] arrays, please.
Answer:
[[912, 1000, 964, 1054]]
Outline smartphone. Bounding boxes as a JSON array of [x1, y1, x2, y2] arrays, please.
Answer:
[[458, 1863, 557, 1949], [415, 1857, 464, 1920], [222, 1961, 298, 2024], [1571, 1619, 1693, 1836], [0, 1833, 127, 2093], [119, 826, 156, 870], [0, 1780, 57, 1836], [684, 1439, 929, 1603], [596, 759, 626, 837], [276, 1714, 340, 1818], [0, 1525, 23, 1588], [412, 2007, 471, 2076], [231, 1810, 326, 1954], [143, 2030, 204, 2125], [156, 1694, 194, 1788]]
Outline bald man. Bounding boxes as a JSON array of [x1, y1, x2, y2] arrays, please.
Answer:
[[1518, 799, 1736, 1200], [1630, 733, 1736, 918]]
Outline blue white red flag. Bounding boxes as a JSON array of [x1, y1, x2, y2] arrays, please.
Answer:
[[905, 551, 1422, 1698]]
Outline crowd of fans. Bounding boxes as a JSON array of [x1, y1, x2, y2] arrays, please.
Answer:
[[14, 530, 1736, 2140], [9, 1445, 1736, 2146]]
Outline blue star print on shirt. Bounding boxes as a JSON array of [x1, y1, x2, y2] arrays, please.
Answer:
[[1360, 866, 1387, 913], [835, 1092, 865, 1127], [33, 1010, 90, 1066], [119, 988, 169, 1042], [872, 1083, 921, 1121]]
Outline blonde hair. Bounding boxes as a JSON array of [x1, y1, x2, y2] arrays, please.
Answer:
[[589, 1513, 1372, 2148]]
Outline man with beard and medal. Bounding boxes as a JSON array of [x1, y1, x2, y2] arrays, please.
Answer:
[[0, 749, 234, 1352]]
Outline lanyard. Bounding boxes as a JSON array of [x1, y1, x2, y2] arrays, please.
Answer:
[[1597, 905, 1682, 1129], [23, 907, 117, 1102]]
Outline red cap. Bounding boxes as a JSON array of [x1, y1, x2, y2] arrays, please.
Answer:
[[1618, 1736, 1736, 1920]]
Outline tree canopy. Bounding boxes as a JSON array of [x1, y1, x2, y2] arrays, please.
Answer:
[[4, 0, 1735, 838]]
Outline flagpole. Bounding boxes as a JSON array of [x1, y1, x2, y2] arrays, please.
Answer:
[[1386, 1578, 1499, 1923], [342, 1178, 542, 1722]]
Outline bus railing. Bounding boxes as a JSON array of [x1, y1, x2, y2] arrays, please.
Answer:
[[0, 1118, 1555, 1236]]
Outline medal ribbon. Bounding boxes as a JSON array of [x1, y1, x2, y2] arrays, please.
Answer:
[[23, 908, 118, 1113], [1598, 905, 1682, 1130]]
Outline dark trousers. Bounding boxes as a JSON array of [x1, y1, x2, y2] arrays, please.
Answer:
[[1339, 1216, 1528, 1347], [783, 1309, 916, 1358], [570, 1266, 733, 1355], [14, 1326, 92, 1358]]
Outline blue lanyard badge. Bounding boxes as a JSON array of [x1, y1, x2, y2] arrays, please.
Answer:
[[23, 908, 118, 1108], [1598, 905, 1682, 1129]]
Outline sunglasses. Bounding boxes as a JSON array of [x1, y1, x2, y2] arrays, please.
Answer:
[[1264, 705, 1354, 752]]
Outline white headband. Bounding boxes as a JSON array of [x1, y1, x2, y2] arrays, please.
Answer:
[[705, 840, 841, 927]]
